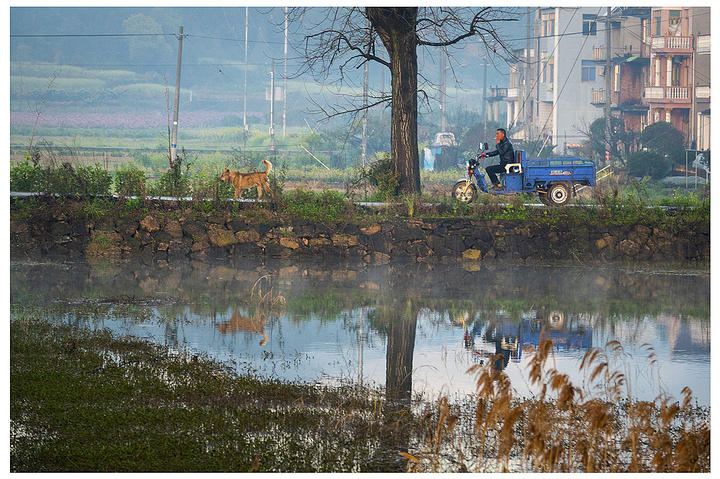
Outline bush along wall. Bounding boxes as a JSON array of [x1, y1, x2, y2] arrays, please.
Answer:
[[10, 197, 710, 266]]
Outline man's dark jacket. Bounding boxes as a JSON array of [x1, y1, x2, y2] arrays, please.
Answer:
[[486, 137, 515, 166]]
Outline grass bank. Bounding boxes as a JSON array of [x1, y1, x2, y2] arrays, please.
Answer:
[[11, 317, 710, 473], [10, 316, 409, 472]]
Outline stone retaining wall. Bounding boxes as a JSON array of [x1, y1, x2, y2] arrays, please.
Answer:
[[10, 209, 710, 265]]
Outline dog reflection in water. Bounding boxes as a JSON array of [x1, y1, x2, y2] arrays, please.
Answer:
[[219, 160, 273, 200], [216, 308, 268, 346]]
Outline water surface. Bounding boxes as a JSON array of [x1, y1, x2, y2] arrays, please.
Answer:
[[10, 258, 710, 406]]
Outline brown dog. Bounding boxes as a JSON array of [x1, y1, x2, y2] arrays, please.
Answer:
[[220, 160, 273, 200]]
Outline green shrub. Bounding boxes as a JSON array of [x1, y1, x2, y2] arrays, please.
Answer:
[[114, 166, 147, 197], [148, 169, 191, 198], [359, 153, 400, 200], [283, 188, 352, 222], [626, 150, 672, 180], [10, 157, 43, 192], [23, 162, 112, 197], [147, 150, 192, 198]]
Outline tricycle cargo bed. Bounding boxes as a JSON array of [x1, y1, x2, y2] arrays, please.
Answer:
[[525, 158, 596, 187]]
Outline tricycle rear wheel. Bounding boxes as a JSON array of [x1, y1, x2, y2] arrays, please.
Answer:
[[546, 183, 571, 206]]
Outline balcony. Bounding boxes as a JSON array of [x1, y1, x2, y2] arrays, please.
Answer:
[[649, 35, 693, 55], [644, 86, 691, 105], [488, 87, 508, 101], [503, 87, 518, 101]]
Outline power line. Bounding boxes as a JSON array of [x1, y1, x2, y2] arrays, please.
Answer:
[[11, 31, 286, 45], [11, 33, 173, 38]]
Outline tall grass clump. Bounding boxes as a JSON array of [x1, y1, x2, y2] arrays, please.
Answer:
[[281, 188, 354, 222], [406, 332, 709, 473]]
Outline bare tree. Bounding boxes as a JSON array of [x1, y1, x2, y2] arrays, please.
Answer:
[[287, 7, 518, 195]]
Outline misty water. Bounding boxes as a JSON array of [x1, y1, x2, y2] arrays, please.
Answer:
[[10, 258, 710, 406]]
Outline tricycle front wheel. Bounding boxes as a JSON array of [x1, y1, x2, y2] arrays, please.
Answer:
[[452, 180, 478, 203]]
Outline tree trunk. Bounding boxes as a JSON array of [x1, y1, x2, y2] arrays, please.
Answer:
[[367, 7, 421, 195]]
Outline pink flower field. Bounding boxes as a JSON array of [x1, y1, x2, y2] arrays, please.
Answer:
[[10, 109, 241, 129]]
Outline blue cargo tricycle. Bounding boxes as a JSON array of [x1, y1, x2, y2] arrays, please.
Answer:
[[452, 143, 597, 206]]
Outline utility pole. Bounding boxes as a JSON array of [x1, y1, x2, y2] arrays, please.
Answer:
[[526, 7, 533, 141], [270, 65, 275, 152], [170, 26, 184, 168], [283, 7, 287, 138], [604, 7, 612, 164], [243, 8, 249, 157], [690, 33, 696, 149], [243, 8, 248, 132], [362, 18, 369, 166], [482, 48, 487, 133], [440, 47, 447, 132], [535, 9, 541, 149]]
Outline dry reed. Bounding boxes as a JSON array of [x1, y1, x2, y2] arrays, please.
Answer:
[[406, 330, 709, 472]]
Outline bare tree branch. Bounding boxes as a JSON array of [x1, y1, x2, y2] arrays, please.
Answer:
[[280, 6, 521, 195]]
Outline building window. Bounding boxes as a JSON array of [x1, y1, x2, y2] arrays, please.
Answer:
[[582, 14, 597, 36], [672, 61, 682, 86], [542, 12, 555, 37], [614, 65, 620, 92], [669, 10, 681, 35], [654, 12, 662, 35], [542, 55, 554, 83], [581, 60, 596, 82]]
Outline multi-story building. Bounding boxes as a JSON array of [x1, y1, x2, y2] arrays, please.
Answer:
[[601, 6, 711, 150], [590, 7, 649, 135], [647, 7, 710, 150], [505, 7, 608, 155], [502, 6, 711, 157]]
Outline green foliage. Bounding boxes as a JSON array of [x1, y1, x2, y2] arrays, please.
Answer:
[[11, 197, 43, 219], [269, 161, 288, 198], [11, 158, 112, 197], [626, 150, 672, 180], [123, 197, 142, 211], [190, 171, 232, 203], [149, 169, 191, 198], [10, 157, 43, 192], [114, 166, 146, 197], [147, 150, 192, 198], [357, 153, 400, 200], [640, 121, 685, 163], [282, 189, 353, 222], [220, 115, 244, 127], [83, 197, 113, 219]]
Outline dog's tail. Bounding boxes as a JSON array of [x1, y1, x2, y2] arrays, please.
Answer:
[[263, 159, 273, 173]]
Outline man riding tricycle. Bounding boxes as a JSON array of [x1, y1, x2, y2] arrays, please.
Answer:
[[452, 129, 596, 207]]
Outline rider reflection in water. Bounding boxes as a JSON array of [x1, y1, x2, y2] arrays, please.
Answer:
[[483, 128, 515, 190]]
